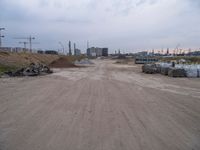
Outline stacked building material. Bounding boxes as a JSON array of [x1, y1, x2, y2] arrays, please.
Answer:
[[161, 67, 169, 75], [142, 64, 158, 74], [142, 62, 200, 78], [155, 64, 161, 73], [168, 67, 186, 77]]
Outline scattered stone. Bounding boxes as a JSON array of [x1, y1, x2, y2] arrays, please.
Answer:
[[4, 63, 52, 77]]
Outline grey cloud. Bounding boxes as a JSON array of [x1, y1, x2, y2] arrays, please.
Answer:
[[136, 0, 158, 6], [136, 0, 147, 6], [0, 1, 33, 22], [1, 0, 200, 52], [38, 0, 50, 7], [52, 18, 92, 24]]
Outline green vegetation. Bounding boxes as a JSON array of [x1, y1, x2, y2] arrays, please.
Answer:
[[0, 64, 18, 74]]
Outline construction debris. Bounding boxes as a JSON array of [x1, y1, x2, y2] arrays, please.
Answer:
[[168, 67, 186, 77], [161, 67, 169, 75], [142, 62, 200, 78], [4, 63, 52, 77], [142, 64, 158, 74]]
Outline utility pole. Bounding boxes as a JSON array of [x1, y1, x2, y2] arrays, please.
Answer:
[[0, 28, 5, 48], [69, 41, 72, 56], [28, 36, 35, 53]]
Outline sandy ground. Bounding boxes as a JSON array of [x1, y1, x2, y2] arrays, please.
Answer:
[[0, 60, 200, 150]]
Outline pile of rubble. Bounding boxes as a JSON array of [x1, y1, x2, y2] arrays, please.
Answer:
[[142, 64, 158, 74], [168, 68, 186, 77], [142, 63, 200, 78], [4, 63, 52, 77]]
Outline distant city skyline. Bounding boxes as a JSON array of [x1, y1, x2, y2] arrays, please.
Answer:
[[0, 0, 200, 53]]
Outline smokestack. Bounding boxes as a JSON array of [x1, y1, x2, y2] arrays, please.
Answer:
[[69, 41, 72, 56], [74, 43, 76, 56]]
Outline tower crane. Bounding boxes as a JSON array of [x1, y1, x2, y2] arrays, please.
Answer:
[[14, 36, 35, 52]]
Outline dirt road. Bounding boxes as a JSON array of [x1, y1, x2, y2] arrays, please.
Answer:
[[0, 60, 200, 150]]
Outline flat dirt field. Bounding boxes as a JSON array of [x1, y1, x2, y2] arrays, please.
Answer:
[[0, 60, 200, 150]]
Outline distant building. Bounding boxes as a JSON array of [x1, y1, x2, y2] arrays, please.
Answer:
[[0, 47, 13, 52], [135, 56, 158, 64], [136, 51, 148, 56], [0, 47, 29, 52], [87, 47, 96, 57], [102, 48, 108, 56], [96, 48, 103, 57], [45, 50, 58, 55], [37, 50, 44, 54], [87, 47, 108, 57], [187, 51, 200, 56], [12, 47, 24, 53], [74, 49, 81, 56]]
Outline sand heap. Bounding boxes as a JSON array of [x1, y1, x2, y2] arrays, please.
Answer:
[[49, 57, 76, 68]]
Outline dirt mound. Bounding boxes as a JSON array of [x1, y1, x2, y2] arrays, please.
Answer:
[[0, 52, 59, 67], [49, 57, 76, 68]]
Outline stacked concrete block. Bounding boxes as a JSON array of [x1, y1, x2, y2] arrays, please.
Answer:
[[168, 67, 186, 77], [161, 67, 169, 75], [142, 64, 158, 74]]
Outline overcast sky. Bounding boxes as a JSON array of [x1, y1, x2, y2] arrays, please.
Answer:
[[0, 0, 200, 53]]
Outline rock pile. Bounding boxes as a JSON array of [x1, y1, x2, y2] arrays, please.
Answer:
[[4, 63, 52, 77], [142, 63, 200, 78]]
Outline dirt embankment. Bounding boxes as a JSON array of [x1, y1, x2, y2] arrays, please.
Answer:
[[0, 51, 59, 67], [0, 51, 85, 73]]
